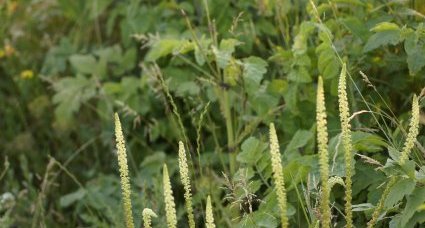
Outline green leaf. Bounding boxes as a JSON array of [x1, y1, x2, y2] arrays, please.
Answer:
[[370, 22, 400, 32], [385, 178, 416, 208], [288, 66, 312, 83], [69, 54, 97, 74], [292, 21, 315, 55], [404, 30, 425, 75], [53, 75, 97, 120], [363, 30, 401, 52], [284, 130, 313, 157], [145, 39, 182, 62], [213, 39, 241, 69], [237, 137, 266, 164], [316, 42, 339, 79], [242, 56, 268, 92], [59, 188, 86, 208], [352, 131, 387, 152], [395, 187, 425, 227]]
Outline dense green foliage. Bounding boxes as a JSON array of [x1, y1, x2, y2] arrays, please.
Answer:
[[1, 0, 425, 227]]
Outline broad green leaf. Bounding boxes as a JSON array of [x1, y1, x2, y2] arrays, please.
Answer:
[[370, 22, 400, 32], [284, 130, 313, 157], [316, 42, 339, 79], [145, 39, 182, 62], [59, 188, 86, 208], [243, 56, 268, 84], [363, 30, 402, 52], [396, 187, 425, 227], [237, 137, 266, 164], [385, 178, 416, 208]]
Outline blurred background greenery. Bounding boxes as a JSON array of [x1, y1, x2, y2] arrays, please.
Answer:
[[1, 0, 425, 227]]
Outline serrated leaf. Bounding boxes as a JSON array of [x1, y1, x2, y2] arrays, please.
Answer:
[[242, 56, 268, 92]]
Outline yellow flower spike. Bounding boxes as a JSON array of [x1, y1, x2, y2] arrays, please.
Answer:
[[20, 70, 34, 79], [206, 195, 215, 228], [316, 76, 331, 228], [114, 113, 135, 228], [163, 164, 177, 228], [399, 95, 420, 165], [178, 141, 195, 228], [337, 63, 353, 228], [269, 123, 289, 228], [142, 208, 157, 228]]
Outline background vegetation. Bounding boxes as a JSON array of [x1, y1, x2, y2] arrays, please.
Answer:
[[1, 0, 425, 227]]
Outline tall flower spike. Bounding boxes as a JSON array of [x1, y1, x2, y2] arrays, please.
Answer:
[[399, 95, 420, 165], [163, 164, 177, 228], [316, 77, 331, 228], [206, 195, 215, 228], [178, 141, 195, 228], [114, 113, 134, 228], [269, 123, 289, 228], [337, 63, 353, 228], [142, 208, 157, 228]]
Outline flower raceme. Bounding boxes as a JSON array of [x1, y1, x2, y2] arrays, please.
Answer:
[[114, 113, 134, 228], [269, 123, 289, 228], [177, 141, 195, 228], [163, 164, 177, 228], [316, 77, 331, 228], [337, 63, 353, 228]]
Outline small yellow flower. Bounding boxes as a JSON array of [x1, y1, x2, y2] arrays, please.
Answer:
[[20, 70, 34, 79], [7, 1, 19, 15], [4, 44, 15, 57]]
